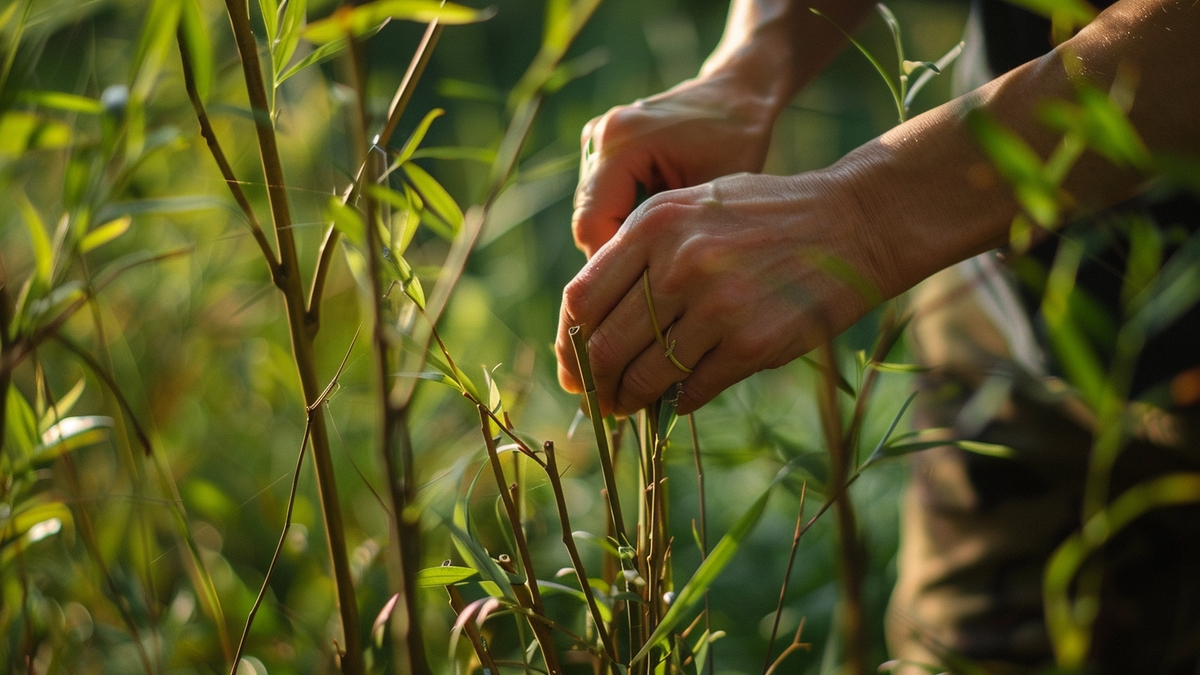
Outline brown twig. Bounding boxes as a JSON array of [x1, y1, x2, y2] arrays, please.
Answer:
[[348, 31, 432, 675], [762, 482, 808, 675], [51, 334, 153, 456], [478, 406, 563, 674], [176, 28, 280, 283], [307, 18, 444, 327], [543, 440, 618, 664], [447, 584, 500, 674], [220, 1, 363, 671]]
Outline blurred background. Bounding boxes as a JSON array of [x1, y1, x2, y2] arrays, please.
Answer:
[[1, 0, 971, 672]]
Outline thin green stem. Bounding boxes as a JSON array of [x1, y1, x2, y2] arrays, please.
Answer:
[[229, 416, 311, 675], [569, 326, 628, 542]]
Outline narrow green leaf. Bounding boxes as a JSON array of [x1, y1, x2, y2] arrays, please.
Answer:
[[258, 0, 280, 43], [799, 355, 855, 396], [15, 91, 105, 114], [875, 3, 905, 74], [955, 440, 1014, 459], [276, 23, 387, 86], [417, 565, 480, 587], [863, 390, 919, 466], [537, 580, 613, 623], [39, 379, 86, 432], [326, 198, 365, 247], [394, 108, 444, 166], [445, 518, 514, 600], [15, 189, 52, 284], [811, 7, 903, 121], [27, 416, 114, 468], [1004, 0, 1097, 27], [304, 1, 495, 45], [967, 109, 1059, 227], [403, 162, 464, 235], [905, 40, 964, 110], [129, 0, 182, 100], [180, 0, 213, 101], [80, 216, 131, 253], [868, 361, 930, 374], [382, 245, 425, 309], [1, 502, 73, 552], [95, 195, 227, 222], [409, 146, 496, 164], [633, 460, 799, 663], [273, 0, 307, 79], [5, 385, 39, 455]]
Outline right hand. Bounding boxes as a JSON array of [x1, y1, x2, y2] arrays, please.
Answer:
[[572, 70, 782, 257]]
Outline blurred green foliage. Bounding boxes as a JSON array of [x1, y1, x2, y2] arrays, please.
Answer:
[[0, 0, 972, 673]]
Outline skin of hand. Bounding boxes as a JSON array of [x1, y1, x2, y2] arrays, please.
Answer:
[[572, 0, 876, 257], [557, 0, 1200, 418]]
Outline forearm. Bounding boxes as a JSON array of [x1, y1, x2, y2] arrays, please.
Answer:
[[699, 0, 877, 118], [832, 0, 1200, 299]]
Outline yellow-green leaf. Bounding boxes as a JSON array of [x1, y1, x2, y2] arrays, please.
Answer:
[[80, 216, 131, 253]]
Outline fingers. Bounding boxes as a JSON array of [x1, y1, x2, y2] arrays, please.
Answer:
[[555, 229, 650, 395], [612, 311, 719, 416], [573, 112, 660, 258]]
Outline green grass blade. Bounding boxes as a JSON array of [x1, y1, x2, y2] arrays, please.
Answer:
[[811, 7, 903, 122]]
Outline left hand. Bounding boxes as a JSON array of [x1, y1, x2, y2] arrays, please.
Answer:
[[555, 169, 899, 417]]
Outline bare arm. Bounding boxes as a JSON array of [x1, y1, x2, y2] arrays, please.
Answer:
[[558, 0, 1200, 417]]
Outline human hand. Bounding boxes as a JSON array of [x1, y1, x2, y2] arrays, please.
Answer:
[[572, 71, 783, 257], [556, 169, 899, 417]]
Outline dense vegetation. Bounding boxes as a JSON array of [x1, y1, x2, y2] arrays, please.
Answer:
[[2, 1, 1196, 674]]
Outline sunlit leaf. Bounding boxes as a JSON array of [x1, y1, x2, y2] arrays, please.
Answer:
[[95, 195, 227, 222], [967, 109, 1060, 227], [273, 0, 307, 79], [327, 198, 365, 247], [417, 565, 480, 587], [39, 379, 85, 432], [5, 385, 39, 455], [905, 40, 964, 110], [36, 415, 114, 462], [303, 1, 495, 45], [15, 189, 53, 284], [1004, 0, 1096, 28], [259, 0, 280, 43], [275, 22, 386, 86], [403, 162, 464, 235], [409, 146, 496, 164], [0, 502, 74, 556], [129, 0, 182, 100], [180, 0, 213, 101], [394, 108, 444, 166], [15, 90, 104, 114], [80, 216, 131, 253]]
